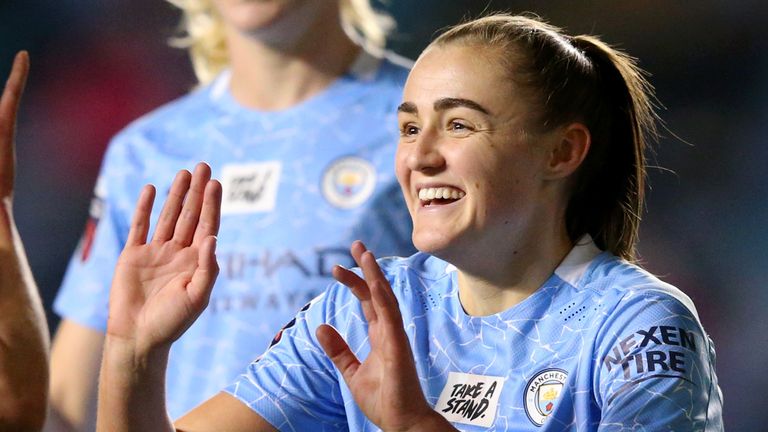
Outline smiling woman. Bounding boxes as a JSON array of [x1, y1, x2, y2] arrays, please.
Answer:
[[96, 14, 723, 432]]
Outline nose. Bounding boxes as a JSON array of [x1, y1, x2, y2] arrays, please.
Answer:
[[405, 133, 445, 173]]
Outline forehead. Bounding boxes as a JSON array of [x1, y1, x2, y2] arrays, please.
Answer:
[[402, 44, 516, 111]]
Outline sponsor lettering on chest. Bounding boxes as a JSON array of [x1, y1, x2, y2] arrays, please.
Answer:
[[435, 372, 505, 428], [220, 162, 282, 214]]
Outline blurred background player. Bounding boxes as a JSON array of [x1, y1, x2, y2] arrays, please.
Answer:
[[47, 0, 415, 430], [0, 51, 49, 432]]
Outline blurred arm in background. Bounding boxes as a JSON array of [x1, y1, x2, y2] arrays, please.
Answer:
[[46, 320, 103, 431], [0, 51, 50, 432]]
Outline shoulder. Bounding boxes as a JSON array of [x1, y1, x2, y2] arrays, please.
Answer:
[[580, 253, 700, 323], [585, 256, 723, 428], [374, 51, 413, 84], [106, 80, 217, 154], [350, 49, 412, 91], [583, 255, 716, 391]]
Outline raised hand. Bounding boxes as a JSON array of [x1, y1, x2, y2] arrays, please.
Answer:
[[0, 51, 28, 204], [316, 241, 456, 432], [0, 51, 50, 432], [106, 163, 222, 355]]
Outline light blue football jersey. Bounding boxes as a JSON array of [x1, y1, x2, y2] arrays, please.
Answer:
[[226, 237, 723, 431], [54, 51, 416, 418]]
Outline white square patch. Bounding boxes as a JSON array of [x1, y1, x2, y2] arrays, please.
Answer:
[[220, 162, 281, 215], [435, 372, 506, 428]]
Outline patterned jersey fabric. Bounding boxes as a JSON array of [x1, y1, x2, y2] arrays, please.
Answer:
[[54, 51, 416, 418], [227, 237, 723, 431]]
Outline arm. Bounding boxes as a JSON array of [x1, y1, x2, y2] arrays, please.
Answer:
[[48, 93, 139, 432], [0, 51, 50, 432], [46, 320, 104, 432], [316, 241, 457, 432]]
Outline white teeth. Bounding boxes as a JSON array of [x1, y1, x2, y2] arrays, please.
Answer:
[[418, 187, 465, 202]]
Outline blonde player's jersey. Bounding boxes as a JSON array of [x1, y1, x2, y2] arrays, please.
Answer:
[[227, 237, 723, 431], [54, 51, 416, 418]]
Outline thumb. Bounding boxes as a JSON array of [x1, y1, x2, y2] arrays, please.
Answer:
[[317, 324, 361, 384], [188, 235, 218, 309]]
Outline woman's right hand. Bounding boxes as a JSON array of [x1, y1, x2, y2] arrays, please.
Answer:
[[106, 163, 222, 356]]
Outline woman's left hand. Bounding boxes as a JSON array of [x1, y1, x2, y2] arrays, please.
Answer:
[[316, 241, 456, 432]]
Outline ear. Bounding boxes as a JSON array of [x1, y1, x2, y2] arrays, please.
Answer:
[[543, 122, 591, 180]]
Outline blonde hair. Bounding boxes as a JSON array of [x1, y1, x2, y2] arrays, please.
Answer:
[[167, 0, 394, 84]]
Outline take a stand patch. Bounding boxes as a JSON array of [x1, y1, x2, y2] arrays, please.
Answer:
[[435, 372, 505, 428]]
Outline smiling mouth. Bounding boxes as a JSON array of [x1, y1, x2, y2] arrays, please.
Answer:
[[418, 187, 465, 207]]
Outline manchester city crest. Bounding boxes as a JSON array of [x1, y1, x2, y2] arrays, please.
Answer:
[[321, 156, 376, 209], [524, 368, 568, 426]]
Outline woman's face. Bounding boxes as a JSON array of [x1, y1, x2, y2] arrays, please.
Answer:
[[211, 0, 336, 37], [395, 44, 561, 263]]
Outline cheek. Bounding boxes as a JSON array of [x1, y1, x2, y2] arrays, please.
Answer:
[[394, 146, 410, 185]]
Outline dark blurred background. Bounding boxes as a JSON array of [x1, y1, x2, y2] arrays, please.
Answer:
[[2, 0, 765, 429]]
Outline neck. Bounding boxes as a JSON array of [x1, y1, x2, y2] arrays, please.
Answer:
[[455, 224, 573, 317], [225, 13, 361, 111]]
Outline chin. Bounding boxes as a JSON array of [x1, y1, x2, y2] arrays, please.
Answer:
[[412, 231, 454, 257]]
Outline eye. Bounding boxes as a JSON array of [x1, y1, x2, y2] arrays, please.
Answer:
[[448, 120, 473, 135], [400, 123, 420, 137]]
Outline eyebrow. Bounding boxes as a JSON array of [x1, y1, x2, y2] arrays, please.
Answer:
[[396, 98, 491, 116], [397, 101, 418, 114], [434, 97, 491, 115]]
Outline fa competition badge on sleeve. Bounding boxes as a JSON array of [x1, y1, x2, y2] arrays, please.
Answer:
[[321, 156, 376, 209], [524, 368, 568, 426], [79, 176, 106, 262]]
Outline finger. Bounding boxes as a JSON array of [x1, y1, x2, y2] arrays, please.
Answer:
[[316, 324, 361, 383], [173, 163, 211, 246], [187, 235, 219, 310], [0, 51, 29, 132], [332, 264, 377, 323], [151, 169, 191, 242], [360, 251, 405, 333], [349, 240, 367, 265], [125, 184, 156, 246], [192, 179, 222, 246], [0, 51, 30, 195]]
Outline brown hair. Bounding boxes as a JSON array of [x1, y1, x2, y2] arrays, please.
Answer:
[[431, 14, 658, 261]]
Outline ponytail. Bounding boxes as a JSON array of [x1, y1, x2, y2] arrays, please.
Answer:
[[566, 35, 658, 260]]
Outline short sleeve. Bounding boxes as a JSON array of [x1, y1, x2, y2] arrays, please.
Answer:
[[53, 136, 137, 331], [594, 289, 724, 431], [224, 288, 349, 432]]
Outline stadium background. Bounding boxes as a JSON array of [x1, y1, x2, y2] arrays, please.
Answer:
[[1, 0, 765, 429]]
